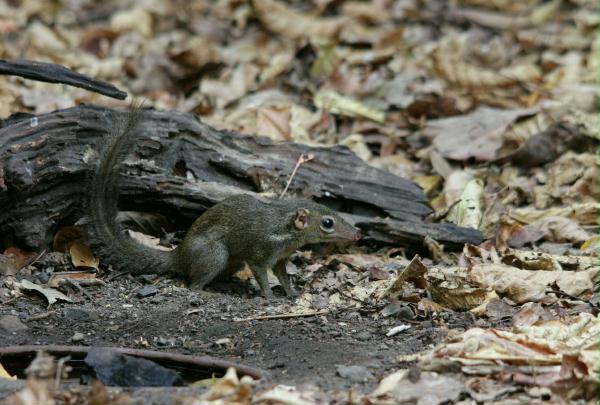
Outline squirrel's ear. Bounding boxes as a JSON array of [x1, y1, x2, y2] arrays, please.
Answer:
[[293, 208, 310, 230]]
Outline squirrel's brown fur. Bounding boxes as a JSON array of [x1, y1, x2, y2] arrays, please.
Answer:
[[89, 105, 361, 297]]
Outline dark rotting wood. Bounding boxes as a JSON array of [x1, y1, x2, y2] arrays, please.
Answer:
[[0, 104, 483, 251]]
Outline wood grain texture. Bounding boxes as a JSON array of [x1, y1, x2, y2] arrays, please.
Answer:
[[0, 105, 482, 250]]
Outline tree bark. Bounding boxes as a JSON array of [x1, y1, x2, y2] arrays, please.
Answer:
[[0, 105, 482, 251]]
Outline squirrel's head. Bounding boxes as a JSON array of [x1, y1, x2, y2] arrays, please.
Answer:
[[290, 204, 362, 244]]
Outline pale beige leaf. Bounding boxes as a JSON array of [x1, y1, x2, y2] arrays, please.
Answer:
[[509, 203, 599, 225], [469, 264, 597, 304], [253, 0, 347, 40], [16, 279, 72, 306], [314, 90, 385, 123], [446, 178, 484, 229], [430, 106, 539, 161]]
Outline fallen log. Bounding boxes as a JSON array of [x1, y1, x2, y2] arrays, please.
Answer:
[[0, 104, 482, 252]]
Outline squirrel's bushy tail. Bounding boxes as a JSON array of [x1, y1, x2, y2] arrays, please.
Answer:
[[89, 102, 172, 275]]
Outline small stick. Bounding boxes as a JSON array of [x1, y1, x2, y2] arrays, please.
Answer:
[[25, 311, 57, 322], [63, 279, 92, 300], [279, 153, 314, 199], [235, 309, 329, 322], [54, 356, 71, 390], [22, 249, 46, 269]]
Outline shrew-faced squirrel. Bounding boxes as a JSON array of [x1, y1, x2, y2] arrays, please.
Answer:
[[89, 106, 361, 298]]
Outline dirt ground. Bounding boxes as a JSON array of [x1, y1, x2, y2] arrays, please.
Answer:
[[0, 1, 597, 403], [0, 269, 476, 392]]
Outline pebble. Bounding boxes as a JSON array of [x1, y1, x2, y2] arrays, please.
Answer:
[[0, 315, 27, 333], [138, 274, 158, 283], [64, 308, 98, 321], [36, 271, 51, 284], [381, 303, 413, 319], [356, 331, 372, 341], [71, 332, 85, 342], [136, 285, 159, 298], [336, 365, 374, 382]]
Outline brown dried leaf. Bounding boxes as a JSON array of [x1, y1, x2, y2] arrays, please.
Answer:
[[370, 370, 465, 405], [512, 302, 556, 328], [256, 106, 292, 141], [469, 263, 598, 304], [69, 242, 99, 270], [433, 43, 542, 88], [382, 255, 428, 300], [423, 313, 598, 400], [529, 216, 591, 244], [253, 0, 348, 40], [510, 203, 599, 225], [495, 221, 545, 249], [429, 106, 539, 161], [3, 247, 35, 271]]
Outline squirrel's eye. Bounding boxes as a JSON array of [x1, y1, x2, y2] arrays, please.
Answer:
[[320, 217, 335, 232]]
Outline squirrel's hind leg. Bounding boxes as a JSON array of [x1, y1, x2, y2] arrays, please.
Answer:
[[186, 240, 229, 293]]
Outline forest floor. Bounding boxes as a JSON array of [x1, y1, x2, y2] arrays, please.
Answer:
[[0, 0, 598, 404]]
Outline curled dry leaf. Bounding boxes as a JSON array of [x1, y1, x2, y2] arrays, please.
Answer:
[[422, 313, 598, 400], [499, 248, 596, 271], [53, 225, 84, 253], [509, 202, 599, 226], [432, 35, 542, 89], [446, 178, 484, 230], [385, 256, 491, 311], [202, 367, 254, 403], [382, 255, 428, 301], [469, 263, 598, 304], [69, 242, 99, 270], [427, 267, 491, 311], [501, 250, 563, 271], [15, 279, 72, 306], [253, 0, 347, 40]]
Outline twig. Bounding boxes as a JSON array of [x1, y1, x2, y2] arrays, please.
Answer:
[[54, 356, 71, 390], [279, 153, 314, 199], [106, 270, 130, 281], [548, 288, 596, 308], [25, 311, 57, 322], [22, 249, 46, 269], [235, 309, 329, 322], [0, 59, 127, 99], [63, 279, 92, 300]]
